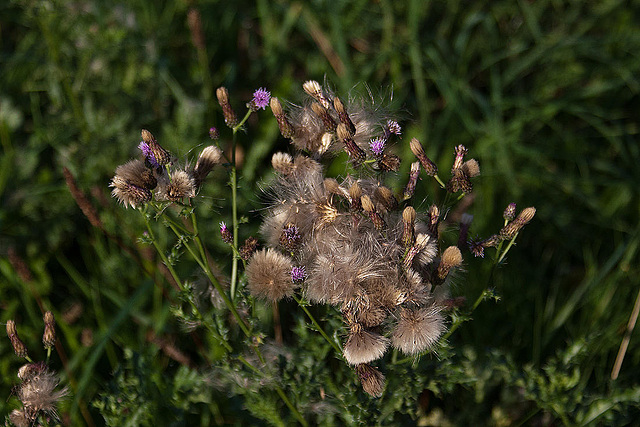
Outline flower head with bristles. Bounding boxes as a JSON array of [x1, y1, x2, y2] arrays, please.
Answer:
[[249, 87, 271, 111]]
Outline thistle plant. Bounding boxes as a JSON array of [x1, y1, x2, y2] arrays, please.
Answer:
[[105, 81, 534, 421], [6, 312, 68, 427]]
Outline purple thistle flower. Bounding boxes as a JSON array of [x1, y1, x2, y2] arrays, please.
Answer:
[[387, 120, 401, 136], [220, 221, 233, 243], [138, 141, 159, 168], [280, 223, 301, 251], [291, 266, 307, 283], [251, 88, 271, 110], [209, 127, 219, 140], [369, 137, 386, 156]]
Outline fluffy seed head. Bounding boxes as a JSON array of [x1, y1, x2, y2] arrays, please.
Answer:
[[373, 186, 397, 212], [462, 159, 480, 178], [194, 145, 224, 186], [311, 102, 337, 131], [303, 80, 330, 109], [114, 159, 157, 190], [391, 306, 445, 355], [162, 170, 196, 201], [17, 363, 68, 422], [271, 152, 295, 175], [356, 364, 385, 398], [110, 176, 152, 209], [246, 249, 296, 301], [343, 324, 390, 365]]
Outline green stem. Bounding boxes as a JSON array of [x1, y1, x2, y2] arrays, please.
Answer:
[[142, 209, 233, 352], [275, 387, 308, 427], [294, 295, 342, 354], [228, 110, 252, 299]]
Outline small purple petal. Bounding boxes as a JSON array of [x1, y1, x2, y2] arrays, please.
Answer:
[[369, 137, 386, 156], [291, 266, 307, 283], [387, 120, 401, 136], [252, 88, 271, 110], [139, 141, 159, 167]]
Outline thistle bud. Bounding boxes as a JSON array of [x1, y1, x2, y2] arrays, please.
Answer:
[[469, 234, 501, 258], [503, 203, 517, 221], [140, 129, 171, 168], [403, 161, 420, 200], [403, 233, 430, 270], [349, 182, 362, 211], [402, 206, 416, 248], [410, 138, 437, 176], [303, 80, 331, 109], [451, 144, 468, 172], [216, 87, 238, 128], [270, 97, 294, 138], [376, 153, 401, 172], [6, 320, 28, 359], [337, 123, 366, 164], [239, 237, 259, 261], [333, 97, 356, 135], [219, 222, 233, 243], [311, 102, 337, 132], [42, 311, 56, 349], [437, 246, 463, 280], [361, 195, 384, 231], [209, 127, 219, 139], [499, 207, 536, 239], [356, 364, 385, 398], [428, 204, 440, 237]]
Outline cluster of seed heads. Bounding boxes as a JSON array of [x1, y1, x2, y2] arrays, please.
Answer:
[[244, 81, 498, 397]]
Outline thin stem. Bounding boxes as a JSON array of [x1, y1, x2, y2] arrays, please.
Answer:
[[142, 209, 233, 352], [611, 285, 640, 380], [275, 387, 308, 427], [228, 110, 251, 299], [294, 295, 342, 354]]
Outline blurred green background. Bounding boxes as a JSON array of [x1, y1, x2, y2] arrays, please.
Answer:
[[1, 0, 639, 425]]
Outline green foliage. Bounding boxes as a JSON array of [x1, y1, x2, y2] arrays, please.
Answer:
[[2, 0, 640, 425]]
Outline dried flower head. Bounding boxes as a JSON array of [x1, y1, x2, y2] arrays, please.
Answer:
[[246, 249, 296, 301], [343, 323, 389, 365], [16, 362, 68, 423], [437, 246, 463, 280], [159, 170, 196, 202], [110, 176, 152, 208], [7, 320, 28, 358], [42, 311, 56, 349], [193, 145, 224, 187], [271, 152, 295, 175], [503, 203, 517, 221], [216, 87, 238, 127], [270, 97, 294, 138], [500, 207, 536, 239], [391, 305, 444, 355], [356, 364, 385, 398], [410, 138, 438, 176], [114, 159, 157, 190]]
